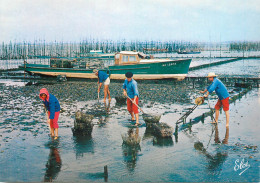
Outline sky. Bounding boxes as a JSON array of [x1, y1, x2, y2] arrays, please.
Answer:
[[0, 0, 260, 43]]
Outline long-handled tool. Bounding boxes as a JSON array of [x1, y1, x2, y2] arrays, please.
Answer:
[[206, 97, 217, 123], [126, 95, 145, 113], [176, 96, 205, 124], [126, 95, 161, 123], [97, 84, 100, 103]]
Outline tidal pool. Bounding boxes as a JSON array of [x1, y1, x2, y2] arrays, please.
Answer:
[[0, 78, 259, 182]]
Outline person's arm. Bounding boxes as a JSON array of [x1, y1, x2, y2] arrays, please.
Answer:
[[207, 81, 217, 94], [203, 91, 210, 98], [123, 89, 127, 96], [200, 88, 209, 97], [203, 81, 217, 98], [200, 89, 207, 94], [98, 82, 102, 93], [123, 81, 127, 96], [48, 99, 55, 120], [200, 78, 217, 93], [43, 103, 49, 120], [97, 71, 100, 84], [133, 83, 138, 103], [133, 95, 138, 104]]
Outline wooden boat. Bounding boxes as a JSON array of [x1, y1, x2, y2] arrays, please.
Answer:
[[177, 50, 201, 54], [89, 50, 103, 54], [22, 51, 191, 80]]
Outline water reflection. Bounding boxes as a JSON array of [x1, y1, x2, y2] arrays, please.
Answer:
[[115, 96, 127, 106], [98, 102, 111, 125], [143, 127, 174, 147], [215, 125, 229, 145], [44, 140, 62, 182], [143, 127, 154, 141], [122, 128, 141, 173], [73, 135, 94, 159], [153, 136, 174, 147], [104, 101, 110, 114], [194, 125, 229, 174]]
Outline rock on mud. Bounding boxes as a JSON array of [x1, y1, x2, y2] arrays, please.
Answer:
[[56, 75, 67, 82], [115, 96, 126, 105], [152, 122, 173, 138], [72, 111, 94, 136], [142, 113, 161, 124], [86, 104, 108, 116]]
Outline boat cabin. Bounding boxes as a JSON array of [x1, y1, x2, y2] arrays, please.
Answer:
[[115, 51, 147, 65]]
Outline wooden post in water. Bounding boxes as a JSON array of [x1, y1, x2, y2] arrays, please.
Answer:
[[189, 119, 192, 133], [104, 165, 108, 181], [201, 113, 205, 123], [174, 124, 178, 143]]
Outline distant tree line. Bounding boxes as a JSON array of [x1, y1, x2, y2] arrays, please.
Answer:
[[229, 41, 260, 51], [0, 39, 259, 60]]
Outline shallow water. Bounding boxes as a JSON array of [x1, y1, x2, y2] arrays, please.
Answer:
[[0, 59, 49, 70], [154, 50, 260, 58], [189, 57, 228, 67], [189, 58, 260, 78], [0, 76, 259, 182]]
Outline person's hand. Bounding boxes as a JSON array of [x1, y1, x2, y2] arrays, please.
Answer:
[[123, 91, 127, 96], [200, 90, 204, 94], [133, 99, 136, 104]]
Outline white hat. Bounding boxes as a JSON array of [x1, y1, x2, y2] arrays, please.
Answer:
[[93, 69, 98, 73], [206, 72, 217, 77]]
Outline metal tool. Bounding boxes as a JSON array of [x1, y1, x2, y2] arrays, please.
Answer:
[[176, 96, 205, 124], [126, 95, 161, 123]]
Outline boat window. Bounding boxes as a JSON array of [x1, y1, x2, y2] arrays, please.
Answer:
[[129, 56, 136, 61], [122, 55, 128, 62], [115, 54, 120, 59]]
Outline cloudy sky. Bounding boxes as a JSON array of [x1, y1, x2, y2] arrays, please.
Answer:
[[0, 0, 259, 42]]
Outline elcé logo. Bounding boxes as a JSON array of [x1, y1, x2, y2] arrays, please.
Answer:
[[234, 158, 250, 175]]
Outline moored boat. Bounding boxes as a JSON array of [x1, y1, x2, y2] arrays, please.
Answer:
[[21, 51, 191, 80], [108, 51, 191, 80], [177, 50, 201, 54]]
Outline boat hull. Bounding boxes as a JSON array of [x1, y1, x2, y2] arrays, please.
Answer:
[[108, 58, 191, 80], [24, 67, 96, 78], [23, 58, 191, 80], [177, 51, 201, 54], [110, 74, 187, 80]]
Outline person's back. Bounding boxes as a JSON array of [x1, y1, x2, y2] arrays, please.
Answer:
[[98, 71, 109, 83], [123, 78, 139, 99], [207, 78, 229, 100], [94, 69, 111, 102], [43, 93, 60, 113]]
